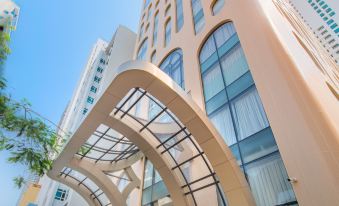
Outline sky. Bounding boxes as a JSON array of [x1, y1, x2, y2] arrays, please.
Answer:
[[0, 0, 142, 205]]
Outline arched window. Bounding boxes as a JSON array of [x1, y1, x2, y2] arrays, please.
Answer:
[[164, 19, 172, 47], [199, 22, 297, 206], [153, 11, 159, 46], [191, 0, 205, 34], [176, 0, 184, 31], [159, 49, 184, 88], [137, 38, 148, 61], [151, 50, 156, 63], [212, 0, 225, 15]]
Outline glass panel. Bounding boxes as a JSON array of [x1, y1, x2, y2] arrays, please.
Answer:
[[165, 20, 171, 47], [142, 186, 152, 205], [176, 0, 184, 31], [143, 160, 154, 188], [202, 63, 225, 101], [245, 154, 297, 206], [200, 36, 216, 63], [205, 89, 227, 115], [214, 23, 236, 48], [231, 88, 269, 140], [152, 181, 169, 202], [239, 127, 278, 163], [209, 104, 237, 145], [137, 39, 148, 61], [220, 44, 249, 86], [212, 0, 225, 15]]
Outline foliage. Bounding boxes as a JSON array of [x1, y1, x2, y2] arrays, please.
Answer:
[[13, 176, 26, 189], [0, 74, 64, 188], [0, 31, 11, 70]]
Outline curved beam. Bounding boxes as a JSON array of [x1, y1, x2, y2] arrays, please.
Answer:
[[68, 157, 125, 206], [122, 166, 141, 202], [47, 173, 100, 206]]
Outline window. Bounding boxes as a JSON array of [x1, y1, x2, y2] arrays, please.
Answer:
[[330, 23, 337, 29], [212, 0, 225, 15], [176, 0, 184, 31], [327, 19, 334, 25], [55, 188, 68, 201], [191, 0, 205, 34], [82, 108, 88, 115], [146, 23, 150, 33], [199, 22, 297, 206], [94, 76, 101, 83], [159, 49, 184, 88], [140, 23, 145, 40], [142, 160, 169, 206], [97, 67, 103, 73], [147, 4, 153, 21], [165, 5, 171, 16], [144, 0, 151, 9], [165, 19, 171, 47], [151, 50, 156, 63], [99, 58, 105, 64], [137, 39, 148, 60], [87, 96, 94, 104], [153, 12, 159, 46], [90, 86, 97, 93], [329, 11, 335, 17]]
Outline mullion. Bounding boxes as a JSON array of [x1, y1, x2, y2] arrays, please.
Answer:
[[78, 177, 88, 186], [111, 144, 135, 163], [95, 136, 125, 163], [184, 181, 219, 196], [156, 127, 186, 149], [160, 134, 190, 154], [114, 88, 138, 115], [114, 145, 138, 162], [81, 128, 110, 159], [139, 107, 167, 132], [94, 131, 132, 144], [90, 188, 100, 197], [120, 90, 147, 119], [172, 152, 204, 170], [181, 173, 216, 188]]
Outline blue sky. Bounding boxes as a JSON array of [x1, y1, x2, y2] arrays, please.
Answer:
[[0, 0, 142, 205]]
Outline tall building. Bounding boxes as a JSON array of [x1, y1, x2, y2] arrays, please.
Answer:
[[0, 0, 19, 34], [289, 0, 339, 64], [40, 0, 338, 206], [35, 26, 137, 206]]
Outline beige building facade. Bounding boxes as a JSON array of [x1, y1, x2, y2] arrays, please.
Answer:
[[46, 0, 339, 206]]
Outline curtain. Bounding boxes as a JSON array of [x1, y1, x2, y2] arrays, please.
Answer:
[[210, 105, 237, 145], [220, 44, 249, 85], [231, 88, 269, 140], [202, 63, 225, 101], [245, 154, 296, 206]]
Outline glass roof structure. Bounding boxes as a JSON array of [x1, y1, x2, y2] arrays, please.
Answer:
[[114, 87, 227, 206]]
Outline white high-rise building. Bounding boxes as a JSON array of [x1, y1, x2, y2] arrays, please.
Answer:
[[0, 0, 20, 34], [35, 26, 137, 206], [289, 0, 339, 64]]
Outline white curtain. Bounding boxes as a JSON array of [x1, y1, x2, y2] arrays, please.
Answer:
[[220, 44, 249, 85], [200, 37, 216, 63], [246, 155, 296, 206], [203, 64, 224, 101], [210, 105, 237, 146], [231, 88, 269, 140]]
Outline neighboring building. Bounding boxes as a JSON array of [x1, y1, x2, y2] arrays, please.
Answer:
[[289, 0, 339, 64], [0, 0, 19, 34], [35, 25, 137, 206], [17, 175, 41, 206], [41, 1, 338, 206]]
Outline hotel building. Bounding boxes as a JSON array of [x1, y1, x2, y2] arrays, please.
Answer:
[[39, 0, 339, 206]]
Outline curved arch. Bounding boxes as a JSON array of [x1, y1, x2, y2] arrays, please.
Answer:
[[50, 61, 255, 206]]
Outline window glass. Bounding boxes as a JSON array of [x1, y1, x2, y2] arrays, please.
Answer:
[[151, 51, 156, 63], [212, 0, 225, 15], [176, 0, 184, 31], [137, 39, 148, 60], [245, 154, 296, 206], [143, 160, 154, 189], [214, 23, 236, 48], [159, 49, 184, 88], [231, 88, 269, 140], [153, 12, 159, 46], [200, 36, 217, 63], [191, 0, 205, 34], [165, 19, 171, 47], [202, 63, 224, 100]]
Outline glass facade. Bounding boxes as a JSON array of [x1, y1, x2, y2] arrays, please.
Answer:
[[191, 0, 205, 34], [159, 49, 184, 88], [153, 12, 159, 46], [212, 0, 225, 15], [199, 22, 298, 206], [142, 159, 169, 206]]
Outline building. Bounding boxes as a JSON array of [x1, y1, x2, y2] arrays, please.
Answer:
[[0, 0, 19, 34], [289, 0, 339, 64], [35, 26, 137, 206], [41, 0, 338, 206]]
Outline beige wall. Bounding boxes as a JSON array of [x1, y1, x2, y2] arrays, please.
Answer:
[[18, 183, 41, 206], [135, 0, 339, 205]]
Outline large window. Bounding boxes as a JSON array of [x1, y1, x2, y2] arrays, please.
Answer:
[[176, 0, 184, 31], [212, 0, 225, 15], [137, 39, 148, 61], [142, 160, 169, 206], [159, 49, 184, 88], [153, 12, 159, 46], [191, 0, 205, 34], [165, 19, 172, 47], [199, 22, 297, 206]]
